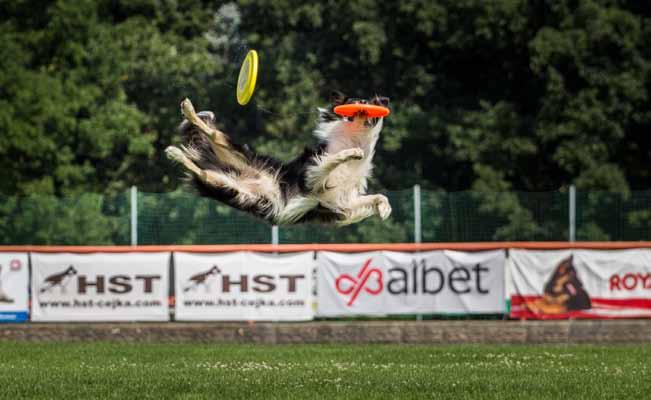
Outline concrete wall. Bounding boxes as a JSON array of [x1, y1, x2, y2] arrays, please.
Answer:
[[2, 320, 651, 344]]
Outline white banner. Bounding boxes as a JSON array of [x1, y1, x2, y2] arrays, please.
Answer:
[[174, 252, 314, 321], [317, 250, 505, 316], [509, 249, 651, 319], [31, 252, 169, 321], [0, 253, 29, 322]]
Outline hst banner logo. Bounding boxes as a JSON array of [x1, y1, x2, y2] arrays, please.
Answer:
[[182, 264, 306, 294], [174, 252, 314, 321], [38, 265, 162, 295], [31, 252, 169, 322]]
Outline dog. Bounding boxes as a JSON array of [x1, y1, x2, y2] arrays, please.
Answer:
[[184, 265, 221, 292], [528, 256, 592, 314], [0, 265, 14, 303], [165, 92, 391, 226], [40, 265, 77, 293]]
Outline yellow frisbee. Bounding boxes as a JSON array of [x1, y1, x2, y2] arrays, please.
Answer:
[[236, 49, 258, 105]]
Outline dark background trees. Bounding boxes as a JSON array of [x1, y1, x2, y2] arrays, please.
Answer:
[[1, 0, 649, 243]]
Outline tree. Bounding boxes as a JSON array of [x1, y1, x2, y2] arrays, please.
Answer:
[[1, 0, 650, 243], [0, 0, 224, 244], [0, 0, 223, 196]]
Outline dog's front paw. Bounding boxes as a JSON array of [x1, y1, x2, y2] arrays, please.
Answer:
[[350, 147, 364, 160], [180, 98, 197, 119], [375, 195, 392, 220], [165, 146, 186, 163], [346, 148, 365, 160], [334, 148, 364, 164]]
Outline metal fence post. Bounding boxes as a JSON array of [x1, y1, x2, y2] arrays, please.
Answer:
[[130, 185, 138, 246], [271, 225, 279, 246], [569, 185, 576, 242], [414, 184, 422, 243], [414, 184, 423, 321]]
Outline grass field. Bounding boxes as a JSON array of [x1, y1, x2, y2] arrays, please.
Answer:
[[0, 343, 649, 399]]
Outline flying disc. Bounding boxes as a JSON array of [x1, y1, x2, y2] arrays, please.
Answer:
[[333, 103, 391, 118], [236, 49, 258, 105]]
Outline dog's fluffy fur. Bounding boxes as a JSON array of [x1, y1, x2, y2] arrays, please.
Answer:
[[165, 92, 391, 226]]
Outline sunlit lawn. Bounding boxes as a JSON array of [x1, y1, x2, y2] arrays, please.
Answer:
[[0, 343, 649, 399]]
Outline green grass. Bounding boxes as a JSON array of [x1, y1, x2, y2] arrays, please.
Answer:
[[0, 343, 649, 399]]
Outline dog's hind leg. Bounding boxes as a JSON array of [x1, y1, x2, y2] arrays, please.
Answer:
[[180, 99, 227, 146], [166, 146, 207, 178], [180, 98, 248, 170], [166, 146, 257, 200], [306, 148, 365, 192]]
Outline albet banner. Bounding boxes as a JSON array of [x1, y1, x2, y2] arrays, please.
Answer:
[[174, 252, 314, 321], [317, 250, 505, 316], [0, 253, 29, 322], [31, 252, 170, 322], [508, 249, 651, 319]]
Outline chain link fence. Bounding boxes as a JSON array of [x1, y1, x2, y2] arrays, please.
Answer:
[[1, 187, 650, 245]]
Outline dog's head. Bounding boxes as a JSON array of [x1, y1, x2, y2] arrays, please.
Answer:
[[319, 91, 390, 129]]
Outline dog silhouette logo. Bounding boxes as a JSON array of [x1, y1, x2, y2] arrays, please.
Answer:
[[528, 256, 591, 314], [40, 265, 78, 293], [184, 265, 221, 293]]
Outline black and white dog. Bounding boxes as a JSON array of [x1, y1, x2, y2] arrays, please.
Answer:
[[165, 92, 391, 226]]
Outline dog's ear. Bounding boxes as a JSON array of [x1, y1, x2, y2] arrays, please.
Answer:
[[329, 90, 347, 106]]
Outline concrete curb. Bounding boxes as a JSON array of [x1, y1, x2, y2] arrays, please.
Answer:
[[2, 320, 651, 344]]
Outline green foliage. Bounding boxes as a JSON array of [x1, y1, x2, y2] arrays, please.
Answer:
[[0, 192, 129, 245], [0, 0, 222, 196], [1, 0, 650, 244], [137, 190, 270, 245]]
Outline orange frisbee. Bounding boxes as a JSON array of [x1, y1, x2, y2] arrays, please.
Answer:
[[333, 104, 391, 118]]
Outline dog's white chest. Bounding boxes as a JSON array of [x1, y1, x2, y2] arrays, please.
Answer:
[[320, 123, 380, 204], [326, 159, 370, 191]]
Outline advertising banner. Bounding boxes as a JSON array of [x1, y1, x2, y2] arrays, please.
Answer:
[[317, 250, 505, 316], [31, 252, 169, 321], [509, 249, 651, 319], [174, 252, 314, 321], [0, 253, 29, 322]]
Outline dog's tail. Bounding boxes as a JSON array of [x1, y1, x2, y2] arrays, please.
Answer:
[[178, 98, 248, 171]]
